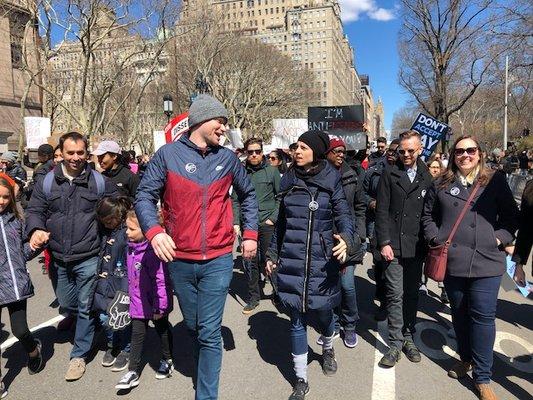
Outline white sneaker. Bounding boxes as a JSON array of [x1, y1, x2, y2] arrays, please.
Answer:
[[116, 371, 140, 390]]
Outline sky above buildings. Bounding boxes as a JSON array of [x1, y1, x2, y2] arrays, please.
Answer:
[[339, 0, 407, 133]]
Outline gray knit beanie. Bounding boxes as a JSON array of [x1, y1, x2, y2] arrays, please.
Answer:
[[188, 94, 229, 128], [1, 151, 17, 163]]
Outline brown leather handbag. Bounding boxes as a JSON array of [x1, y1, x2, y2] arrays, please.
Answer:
[[425, 181, 481, 282]]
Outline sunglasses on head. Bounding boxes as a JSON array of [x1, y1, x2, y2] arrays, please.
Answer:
[[454, 147, 478, 156], [247, 149, 262, 155], [398, 149, 416, 155]]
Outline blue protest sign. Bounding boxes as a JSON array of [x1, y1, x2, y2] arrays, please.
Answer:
[[410, 113, 449, 160]]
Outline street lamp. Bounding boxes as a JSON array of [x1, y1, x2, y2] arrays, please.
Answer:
[[163, 94, 173, 123]]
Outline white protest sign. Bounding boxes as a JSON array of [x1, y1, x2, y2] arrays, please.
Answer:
[[24, 117, 51, 149], [153, 130, 166, 152], [271, 119, 308, 148]]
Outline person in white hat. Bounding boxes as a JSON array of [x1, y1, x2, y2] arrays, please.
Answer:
[[92, 141, 139, 200]]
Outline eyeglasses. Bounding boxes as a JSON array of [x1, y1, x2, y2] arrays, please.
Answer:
[[454, 147, 478, 156], [246, 149, 262, 156], [398, 149, 416, 155], [268, 156, 278, 161]]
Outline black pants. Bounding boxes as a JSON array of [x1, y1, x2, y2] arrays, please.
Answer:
[[383, 257, 423, 349], [129, 317, 174, 373], [370, 235, 386, 306], [0, 300, 37, 376], [245, 223, 276, 303]]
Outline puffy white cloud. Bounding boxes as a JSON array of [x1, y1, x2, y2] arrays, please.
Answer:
[[338, 0, 397, 22]]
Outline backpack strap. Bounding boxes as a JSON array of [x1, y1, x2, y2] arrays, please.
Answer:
[[43, 171, 55, 200], [91, 170, 105, 197]]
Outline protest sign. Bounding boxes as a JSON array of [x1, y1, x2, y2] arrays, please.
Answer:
[[227, 128, 243, 149], [153, 130, 166, 152], [24, 117, 51, 149], [164, 112, 189, 143], [271, 119, 308, 148], [308, 106, 367, 150], [410, 113, 449, 160]]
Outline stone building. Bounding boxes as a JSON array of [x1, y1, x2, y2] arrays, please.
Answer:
[[180, 0, 366, 107], [0, 0, 42, 153]]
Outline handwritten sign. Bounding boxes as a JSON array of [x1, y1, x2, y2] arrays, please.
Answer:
[[271, 119, 308, 148], [24, 117, 51, 149], [410, 113, 449, 160], [308, 106, 367, 150]]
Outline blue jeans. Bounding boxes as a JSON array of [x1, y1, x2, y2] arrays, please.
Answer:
[[290, 308, 335, 355], [54, 256, 98, 359], [98, 312, 131, 353], [169, 253, 233, 400], [334, 264, 360, 332], [444, 274, 501, 384]]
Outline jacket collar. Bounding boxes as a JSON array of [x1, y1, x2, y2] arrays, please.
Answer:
[[128, 240, 150, 253], [53, 162, 92, 185], [0, 211, 16, 224], [245, 159, 267, 173], [282, 161, 337, 193], [390, 158, 430, 194], [444, 178, 484, 201], [103, 164, 125, 178]]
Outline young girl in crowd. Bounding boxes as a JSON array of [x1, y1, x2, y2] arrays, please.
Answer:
[[0, 174, 45, 398], [116, 209, 174, 390], [94, 197, 132, 372]]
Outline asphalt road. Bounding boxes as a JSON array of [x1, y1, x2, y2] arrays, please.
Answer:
[[1, 255, 531, 400]]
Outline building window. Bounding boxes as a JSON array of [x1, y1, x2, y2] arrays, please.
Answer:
[[9, 11, 27, 70]]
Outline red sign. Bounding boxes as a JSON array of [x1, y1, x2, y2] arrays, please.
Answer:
[[164, 112, 189, 143]]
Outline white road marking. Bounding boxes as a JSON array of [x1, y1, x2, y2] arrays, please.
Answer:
[[370, 320, 396, 400], [1, 315, 65, 351]]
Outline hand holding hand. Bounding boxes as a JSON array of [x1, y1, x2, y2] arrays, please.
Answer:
[[380, 244, 394, 262], [151, 232, 176, 262], [29, 230, 50, 250], [242, 239, 257, 260]]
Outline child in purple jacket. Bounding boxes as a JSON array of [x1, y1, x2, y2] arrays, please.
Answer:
[[115, 209, 174, 391]]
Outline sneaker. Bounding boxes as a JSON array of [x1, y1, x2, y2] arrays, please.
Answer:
[[0, 382, 7, 399], [316, 329, 340, 345], [155, 359, 174, 379], [379, 347, 401, 368], [27, 339, 43, 375], [419, 284, 428, 295], [475, 383, 498, 400], [111, 351, 129, 372], [440, 289, 449, 304], [321, 348, 337, 376], [116, 371, 140, 390], [102, 348, 118, 367], [242, 301, 259, 315], [448, 361, 472, 379], [343, 330, 358, 348], [65, 358, 86, 381], [374, 304, 387, 321], [288, 378, 309, 400], [403, 341, 421, 363]]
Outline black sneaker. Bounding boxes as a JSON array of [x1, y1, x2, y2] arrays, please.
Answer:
[[288, 378, 309, 400], [379, 347, 401, 368], [242, 301, 259, 315], [111, 351, 129, 372], [155, 359, 174, 379], [102, 348, 118, 367], [322, 348, 337, 376], [374, 304, 387, 321], [116, 371, 140, 390], [27, 339, 43, 375], [403, 341, 421, 363], [0, 381, 7, 398]]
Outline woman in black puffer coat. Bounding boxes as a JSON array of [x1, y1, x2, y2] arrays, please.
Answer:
[[266, 131, 354, 400]]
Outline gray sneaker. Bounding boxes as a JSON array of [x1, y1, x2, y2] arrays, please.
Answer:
[[102, 348, 117, 367], [116, 371, 140, 390], [111, 351, 129, 372], [322, 348, 337, 376]]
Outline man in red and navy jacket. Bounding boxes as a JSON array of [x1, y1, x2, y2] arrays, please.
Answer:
[[135, 94, 258, 400]]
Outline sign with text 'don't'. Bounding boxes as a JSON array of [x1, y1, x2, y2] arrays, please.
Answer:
[[410, 113, 450, 161]]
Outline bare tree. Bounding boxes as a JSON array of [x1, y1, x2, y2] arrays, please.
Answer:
[[398, 0, 510, 149]]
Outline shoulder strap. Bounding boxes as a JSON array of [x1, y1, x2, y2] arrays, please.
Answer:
[[446, 181, 482, 244], [91, 170, 105, 197], [43, 171, 55, 200]]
